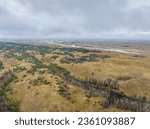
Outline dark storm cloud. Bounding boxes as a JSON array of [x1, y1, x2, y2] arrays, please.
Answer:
[[0, 0, 150, 39]]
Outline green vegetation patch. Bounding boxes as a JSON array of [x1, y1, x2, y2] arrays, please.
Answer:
[[48, 63, 70, 75], [0, 61, 4, 69]]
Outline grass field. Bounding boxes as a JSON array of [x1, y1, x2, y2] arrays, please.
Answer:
[[0, 41, 150, 112]]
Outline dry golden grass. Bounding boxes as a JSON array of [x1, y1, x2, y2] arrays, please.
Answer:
[[1, 47, 150, 112]]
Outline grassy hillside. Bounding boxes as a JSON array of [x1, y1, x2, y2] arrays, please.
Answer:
[[0, 42, 150, 112]]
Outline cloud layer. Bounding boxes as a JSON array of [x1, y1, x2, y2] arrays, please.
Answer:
[[0, 0, 150, 39]]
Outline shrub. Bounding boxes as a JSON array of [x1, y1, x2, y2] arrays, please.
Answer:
[[0, 61, 4, 69]]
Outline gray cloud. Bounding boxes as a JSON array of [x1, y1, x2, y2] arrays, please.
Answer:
[[0, 0, 150, 39]]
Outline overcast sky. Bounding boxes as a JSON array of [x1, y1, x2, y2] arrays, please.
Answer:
[[0, 0, 150, 39]]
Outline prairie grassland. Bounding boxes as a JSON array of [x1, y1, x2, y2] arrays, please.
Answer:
[[0, 42, 150, 111]]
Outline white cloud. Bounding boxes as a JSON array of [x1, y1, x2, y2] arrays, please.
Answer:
[[0, 0, 31, 15], [123, 0, 150, 12], [0, 0, 150, 39]]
